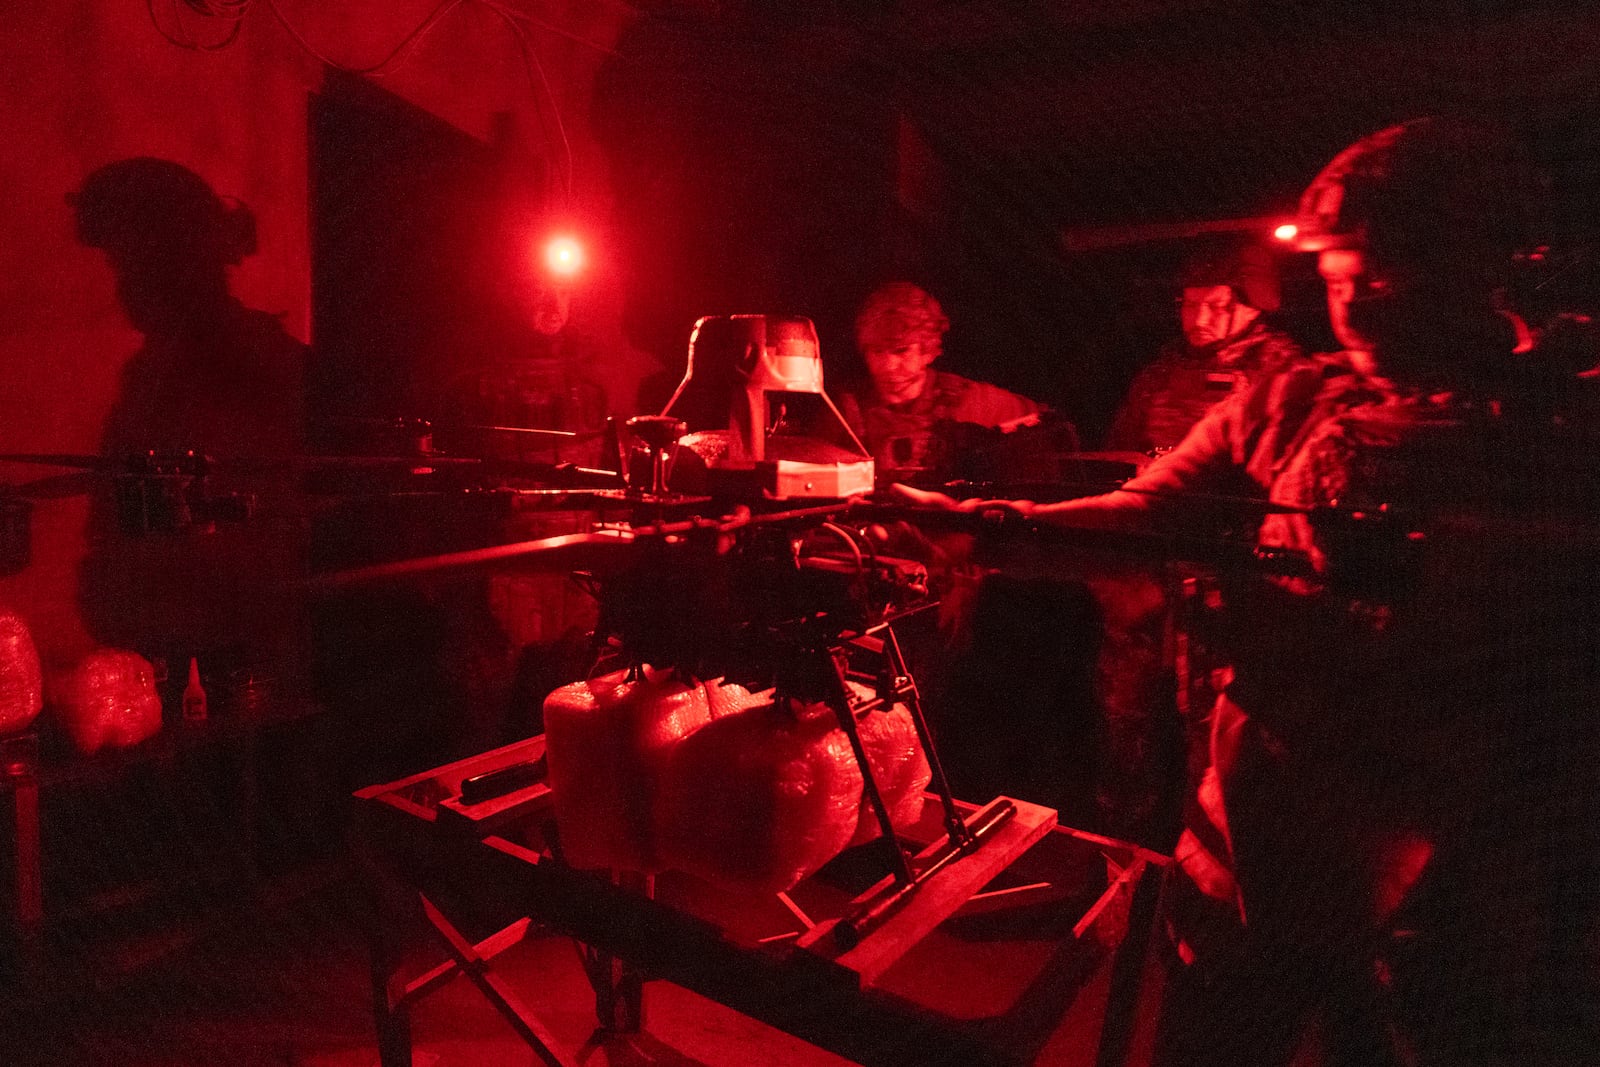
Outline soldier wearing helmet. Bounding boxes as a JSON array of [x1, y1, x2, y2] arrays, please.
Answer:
[[840, 281, 1047, 480], [1107, 240, 1303, 454], [72, 158, 310, 691], [1290, 118, 1537, 393], [71, 158, 304, 459], [899, 118, 1600, 1066]]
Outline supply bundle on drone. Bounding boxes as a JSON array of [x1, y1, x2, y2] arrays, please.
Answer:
[[660, 316, 874, 499]]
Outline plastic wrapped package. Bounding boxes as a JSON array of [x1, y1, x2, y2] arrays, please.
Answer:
[[848, 703, 933, 846], [0, 608, 43, 734], [543, 666, 712, 872], [704, 678, 766, 719], [54, 649, 163, 754], [658, 698, 863, 895]]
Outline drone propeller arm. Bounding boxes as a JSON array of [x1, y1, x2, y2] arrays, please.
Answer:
[[862, 491, 1317, 579], [307, 530, 634, 591]]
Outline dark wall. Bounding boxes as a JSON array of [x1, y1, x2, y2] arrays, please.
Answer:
[[310, 73, 521, 423], [592, 11, 900, 400]]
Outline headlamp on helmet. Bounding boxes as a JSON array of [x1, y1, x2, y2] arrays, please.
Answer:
[[1289, 117, 1535, 282]]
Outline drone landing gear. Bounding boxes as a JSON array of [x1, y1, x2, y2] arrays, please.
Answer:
[[802, 617, 1022, 951]]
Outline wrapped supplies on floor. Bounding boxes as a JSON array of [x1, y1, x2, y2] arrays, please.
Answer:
[[848, 701, 931, 847], [0, 607, 43, 734], [53, 649, 163, 754]]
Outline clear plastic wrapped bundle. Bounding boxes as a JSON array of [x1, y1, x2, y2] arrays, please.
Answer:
[[848, 702, 933, 846], [0, 607, 43, 735], [704, 677, 766, 719], [54, 649, 163, 754], [657, 697, 864, 895], [543, 666, 713, 872]]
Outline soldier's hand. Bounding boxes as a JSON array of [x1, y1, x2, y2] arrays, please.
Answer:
[[884, 483, 960, 510], [885, 483, 1035, 519], [885, 483, 1038, 524]]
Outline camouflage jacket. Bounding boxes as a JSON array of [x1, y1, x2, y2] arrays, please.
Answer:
[[1106, 322, 1303, 455], [839, 371, 1041, 479]]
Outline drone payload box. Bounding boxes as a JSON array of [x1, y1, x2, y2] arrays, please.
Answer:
[[659, 315, 873, 499]]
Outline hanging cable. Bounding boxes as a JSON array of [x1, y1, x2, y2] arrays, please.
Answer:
[[476, 1, 575, 206], [148, 0, 247, 52], [261, 0, 466, 77], [479, 2, 620, 57], [144, 0, 587, 210]]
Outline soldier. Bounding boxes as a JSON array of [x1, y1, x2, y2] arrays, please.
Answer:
[[437, 272, 608, 467], [1104, 241, 1305, 830], [432, 256, 609, 753], [839, 281, 1049, 481], [900, 118, 1599, 1066], [1106, 240, 1302, 455]]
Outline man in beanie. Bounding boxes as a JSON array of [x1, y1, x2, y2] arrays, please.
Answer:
[[1107, 240, 1302, 454]]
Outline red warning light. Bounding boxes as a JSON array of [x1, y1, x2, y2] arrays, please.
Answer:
[[543, 235, 585, 277], [1273, 223, 1299, 242]]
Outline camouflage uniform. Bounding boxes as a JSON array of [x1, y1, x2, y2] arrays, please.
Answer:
[[839, 370, 1040, 480], [1086, 356, 1600, 1065], [434, 343, 610, 751], [440, 345, 608, 468], [1106, 321, 1303, 455], [1101, 321, 1304, 838]]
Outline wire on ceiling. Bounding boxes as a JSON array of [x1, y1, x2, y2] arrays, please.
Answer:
[[147, 0, 246, 51], [143, 0, 588, 207], [478, 0, 575, 205], [262, 0, 468, 76]]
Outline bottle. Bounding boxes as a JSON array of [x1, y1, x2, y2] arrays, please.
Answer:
[[182, 657, 208, 723]]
